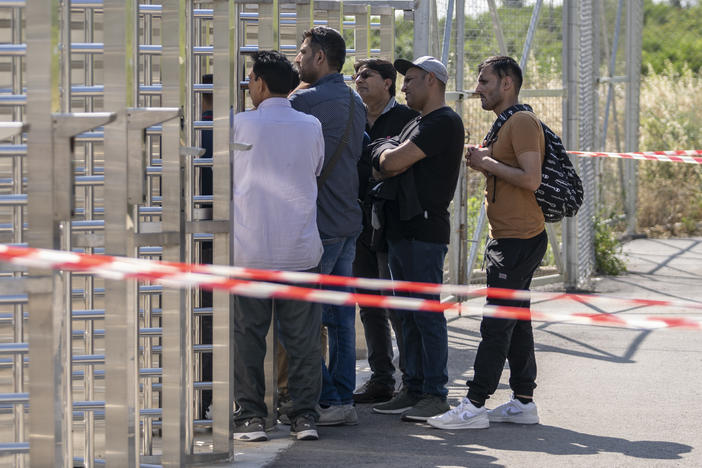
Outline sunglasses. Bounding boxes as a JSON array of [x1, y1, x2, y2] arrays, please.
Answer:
[[353, 69, 379, 81]]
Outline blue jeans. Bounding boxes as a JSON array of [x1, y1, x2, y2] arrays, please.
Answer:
[[387, 238, 449, 398], [318, 235, 358, 406]]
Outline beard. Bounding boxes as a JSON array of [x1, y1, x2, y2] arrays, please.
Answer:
[[294, 63, 315, 85]]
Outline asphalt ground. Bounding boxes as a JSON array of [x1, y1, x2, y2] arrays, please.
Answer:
[[228, 237, 702, 468]]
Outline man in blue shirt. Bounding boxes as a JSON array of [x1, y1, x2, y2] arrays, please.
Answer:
[[290, 26, 366, 426]]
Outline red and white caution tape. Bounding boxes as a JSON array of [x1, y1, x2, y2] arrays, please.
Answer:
[[153, 255, 702, 314], [2, 244, 702, 330], [569, 149, 702, 164]]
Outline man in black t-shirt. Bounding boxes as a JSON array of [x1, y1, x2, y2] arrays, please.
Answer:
[[352, 59, 419, 404], [370, 56, 465, 422]]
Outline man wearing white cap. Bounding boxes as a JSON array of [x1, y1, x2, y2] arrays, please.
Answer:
[[369, 56, 465, 421]]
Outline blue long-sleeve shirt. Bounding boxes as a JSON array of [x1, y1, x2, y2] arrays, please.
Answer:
[[289, 73, 366, 239]]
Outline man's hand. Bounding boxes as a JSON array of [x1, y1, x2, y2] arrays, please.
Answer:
[[465, 145, 541, 191], [376, 140, 426, 179], [465, 145, 491, 177]]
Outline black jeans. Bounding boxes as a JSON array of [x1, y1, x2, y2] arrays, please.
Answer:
[[352, 238, 404, 389], [467, 230, 547, 405]]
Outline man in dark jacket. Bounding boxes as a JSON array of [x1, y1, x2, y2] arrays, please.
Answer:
[[352, 58, 418, 404]]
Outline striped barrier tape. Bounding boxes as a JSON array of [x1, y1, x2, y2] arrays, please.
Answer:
[[568, 149, 702, 164], [1, 244, 701, 330], [463, 145, 702, 164]]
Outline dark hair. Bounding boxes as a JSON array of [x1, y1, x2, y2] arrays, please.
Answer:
[[303, 26, 346, 72], [353, 58, 397, 97], [478, 56, 523, 94], [252, 50, 296, 94]]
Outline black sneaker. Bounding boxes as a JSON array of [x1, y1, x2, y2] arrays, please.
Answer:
[[372, 388, 422, 414], [401, 394, 450, 421], [290, 413, 319, 441], [233, 417, 268, 442], [353, 380, 394, 404]]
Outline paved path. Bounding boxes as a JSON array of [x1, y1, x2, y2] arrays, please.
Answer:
[[229, 237, 702, 467]]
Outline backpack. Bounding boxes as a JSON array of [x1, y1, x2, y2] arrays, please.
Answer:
[[484, 103, 584, 223]]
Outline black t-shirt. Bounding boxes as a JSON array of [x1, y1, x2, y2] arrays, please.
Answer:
[[384, 106, 465, 244]]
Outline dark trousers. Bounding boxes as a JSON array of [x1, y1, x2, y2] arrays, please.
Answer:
[[352, 238, 404, 389], [233, 287, 322, 422], [467, 230, 548, 404], [387, 238, 449, 398]]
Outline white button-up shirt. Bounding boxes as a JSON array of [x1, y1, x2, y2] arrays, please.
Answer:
[[231, 97, 325, 270]]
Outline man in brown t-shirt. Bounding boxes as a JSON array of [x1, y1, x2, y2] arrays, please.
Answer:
[[428, 56, 548, 431]]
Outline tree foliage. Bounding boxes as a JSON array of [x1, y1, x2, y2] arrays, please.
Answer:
[[392, 0, 702, 75], [642, 0, 702, 73]]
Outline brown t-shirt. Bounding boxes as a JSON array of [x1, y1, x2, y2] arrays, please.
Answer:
[[485, 111, 545, 239]]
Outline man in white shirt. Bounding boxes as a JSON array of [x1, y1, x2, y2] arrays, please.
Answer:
[[231, 50, 324, 442]]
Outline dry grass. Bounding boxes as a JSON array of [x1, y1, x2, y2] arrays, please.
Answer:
[[637, 63, 702, 231]]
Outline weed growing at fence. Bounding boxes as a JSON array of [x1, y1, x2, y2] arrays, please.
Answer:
[[594, 216, 627, 276]]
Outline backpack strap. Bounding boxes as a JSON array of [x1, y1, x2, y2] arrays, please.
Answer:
[[483, 103, 533, 146], [317, 87, 356, 189]]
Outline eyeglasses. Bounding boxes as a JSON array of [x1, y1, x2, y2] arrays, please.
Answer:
[[353, 70, 379, 81]]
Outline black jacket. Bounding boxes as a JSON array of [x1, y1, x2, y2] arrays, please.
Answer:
[[357, 103, 420, 201]]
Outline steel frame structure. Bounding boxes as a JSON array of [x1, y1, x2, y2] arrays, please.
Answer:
[[0, 0, 642, 465]]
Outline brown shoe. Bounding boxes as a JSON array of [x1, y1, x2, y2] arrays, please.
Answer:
[[353, 380, 394, 404]]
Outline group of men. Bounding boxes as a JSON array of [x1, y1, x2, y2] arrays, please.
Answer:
[[229, 26, 548, 442]]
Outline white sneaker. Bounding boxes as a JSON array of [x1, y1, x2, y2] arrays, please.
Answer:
[[487, 398, 539, 424], [427, 397, 489, 430]]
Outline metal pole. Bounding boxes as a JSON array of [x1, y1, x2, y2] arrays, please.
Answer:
[[562, 0, 579, 289], [161, 0, 189, 465], [10, 4, 26, 467], [440, 0, 454, 66], [211, 0, 235, 456], [379, 6, 395, 61], [454, 0, 467, 286], [413, 0, 430, 57], [601, 0, 623, 150], [487, 0, 508, 56], [519, 0, 542, 70], [103, 1, 138, 465], [624, 0, 643, 237], [26, 0, 69, 465], [575, 0, 598, 285]]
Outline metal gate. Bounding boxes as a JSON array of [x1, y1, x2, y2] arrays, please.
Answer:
[[0, 1, 410, 466]]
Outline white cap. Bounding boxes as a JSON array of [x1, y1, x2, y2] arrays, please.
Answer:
[[394, 56, 448, 84]]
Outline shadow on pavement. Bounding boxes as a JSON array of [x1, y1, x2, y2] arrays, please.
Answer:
[[267, 406, 691, 467], [432, 423, 692, 460]]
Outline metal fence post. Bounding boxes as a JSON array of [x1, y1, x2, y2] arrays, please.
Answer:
[[562, 0, 580, 289], [624, 0, 643, 237], [25, 1, 68, 465]]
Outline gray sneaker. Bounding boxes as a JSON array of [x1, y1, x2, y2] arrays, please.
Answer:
[[401, 395, 450, 422], [233, 417, 268, 442], [343, 404, 358, 425], [290, 413, 319, 440], [316, 404, 346, 426], [372, 388, 422, 414]]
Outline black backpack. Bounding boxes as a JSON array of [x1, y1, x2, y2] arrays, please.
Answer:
[[484, 104, 584, 223]]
